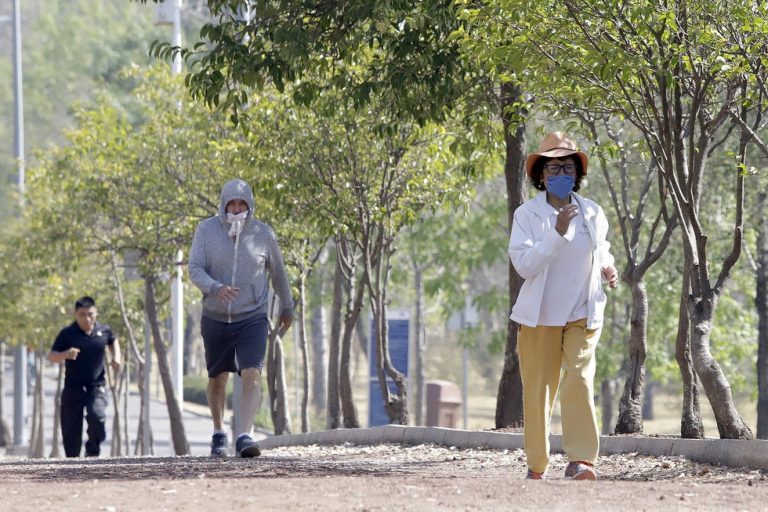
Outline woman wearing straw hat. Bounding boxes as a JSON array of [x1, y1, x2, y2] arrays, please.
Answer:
[[508, 132, 618, 480]]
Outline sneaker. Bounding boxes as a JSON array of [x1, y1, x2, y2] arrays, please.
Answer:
[[564, 461, 597, 480], [525, 469, 545, 480], [210, 433, 229, 458], [235, 434, 261, 458]]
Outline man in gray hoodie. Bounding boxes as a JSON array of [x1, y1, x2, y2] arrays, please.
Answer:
[[189, 179, 294, 457]]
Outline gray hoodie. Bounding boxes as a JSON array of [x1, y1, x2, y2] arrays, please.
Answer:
[[188, 179, 294, 323]]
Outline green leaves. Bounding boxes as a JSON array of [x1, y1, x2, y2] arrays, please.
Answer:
[[136, 1, 472, 130]]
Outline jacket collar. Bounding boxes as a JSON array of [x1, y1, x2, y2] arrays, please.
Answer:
[[530, 190, 596, 220]]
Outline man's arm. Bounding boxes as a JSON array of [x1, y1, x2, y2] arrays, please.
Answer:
[[188, 221, 225, 297], [266, 227, 294, 333], [49, 330, 78, 364], [108, 339, 122, 370], [48, 347, 79, 364]]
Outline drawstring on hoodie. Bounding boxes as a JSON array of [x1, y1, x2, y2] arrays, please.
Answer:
[[226, 210, 248, 323]]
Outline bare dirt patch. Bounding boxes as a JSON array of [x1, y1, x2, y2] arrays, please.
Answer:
[[1, 444, 766, 511]]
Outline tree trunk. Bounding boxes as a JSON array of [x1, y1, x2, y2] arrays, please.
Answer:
[[28, 351, 45, 458], [615, 279, 648, 433], [340, 274, 364, 428], [183, 308, 196, 375], [110, 252, 149, 453], [495, 81, 527, 429], [134, 407, 154, 456], [26, 352, 37, 458], [757, 189, 768, 439], [49, 363, 64, 458], [326, 254, 343, 429], [676, 268, 704, 439], [298, 274, 310, 433], [675, 102, 750, 440], [310, 270, 327, 416], [689, 299, 753, 439], [144, 275, 190, 455], [355, 313, 368, 358], [36, 352, 45, 457], [266, 326, 293, 435], [370, 246, 407, 425], [600, 295, 622, 435], [0, 340, 11, 447], [642, 381, 656, 420], [135, 352, 152, 455], [413, 264, 426, 426], [123, 354, 131, 455], [107, 363, 123, 456], [600, 378, 616, 435]]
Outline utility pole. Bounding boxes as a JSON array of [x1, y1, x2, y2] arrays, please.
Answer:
[[169, 0, 184, 407], [12, 0, 28, 450], [156, 0, 185, 409], [169, 1, 183, 409], [171, 0, 182, 76]]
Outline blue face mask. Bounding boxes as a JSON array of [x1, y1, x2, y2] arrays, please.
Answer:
[[546, 175, 575, 200]]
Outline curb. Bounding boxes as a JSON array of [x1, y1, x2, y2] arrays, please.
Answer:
[[259, 425, 768, 471]]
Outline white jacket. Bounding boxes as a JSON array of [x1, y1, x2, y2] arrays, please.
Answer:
[[508, 191, 614, 329]]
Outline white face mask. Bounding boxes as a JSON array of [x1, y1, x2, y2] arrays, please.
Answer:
[[226, 210, 248, 237]]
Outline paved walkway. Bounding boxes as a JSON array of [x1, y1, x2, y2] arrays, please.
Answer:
[[0, 356, 228, 458]]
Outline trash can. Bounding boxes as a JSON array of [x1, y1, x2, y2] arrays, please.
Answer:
[[425, 380, 462, 428]]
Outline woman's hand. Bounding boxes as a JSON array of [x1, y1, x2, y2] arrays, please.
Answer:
[[601, 265, 619, 289], [555, 204, 579, 236]]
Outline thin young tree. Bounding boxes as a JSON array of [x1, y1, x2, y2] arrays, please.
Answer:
[[515, 0, 766, 438]]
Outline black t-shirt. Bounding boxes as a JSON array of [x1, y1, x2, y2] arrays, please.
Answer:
[[51, 321, 115, 386]]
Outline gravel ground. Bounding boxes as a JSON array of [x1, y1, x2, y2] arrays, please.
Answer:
[[1, 443, 766, 511]]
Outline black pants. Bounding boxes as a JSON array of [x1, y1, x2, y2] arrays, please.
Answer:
[[61, 384, 107, 457]]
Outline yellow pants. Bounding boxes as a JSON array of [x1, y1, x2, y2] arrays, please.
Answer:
[[518, 318, 600, 473]]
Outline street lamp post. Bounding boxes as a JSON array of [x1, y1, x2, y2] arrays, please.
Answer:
[[12, 0, 28, 450]]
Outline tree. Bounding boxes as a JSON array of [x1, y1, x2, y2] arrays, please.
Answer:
[[0, 340, 11, 447], [308, 253, 329, 417], [0, 217, 128, 457], [266, 323, 293, 435], [392, 178, 511, 425], [243, 86, 471, 424], [137, 0, 532, 426], [456, 1, 549, 429], [724, 120, 768, 439], [0, 0, 177, 217], [22, 67, 246, 453], [511, 0, 768, 438], [579, 121, 678, 434], [141, 1, 469, 128]]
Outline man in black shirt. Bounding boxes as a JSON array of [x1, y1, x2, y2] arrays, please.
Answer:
[[48, 296, 121, 457]]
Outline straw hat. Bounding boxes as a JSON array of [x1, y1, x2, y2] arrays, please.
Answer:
[[525, 132, 589, 177]]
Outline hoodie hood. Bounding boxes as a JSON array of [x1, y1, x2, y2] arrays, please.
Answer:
[[219, 179, 255, 223]]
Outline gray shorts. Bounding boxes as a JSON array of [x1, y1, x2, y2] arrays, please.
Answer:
[[201, 314, 268, 378]]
